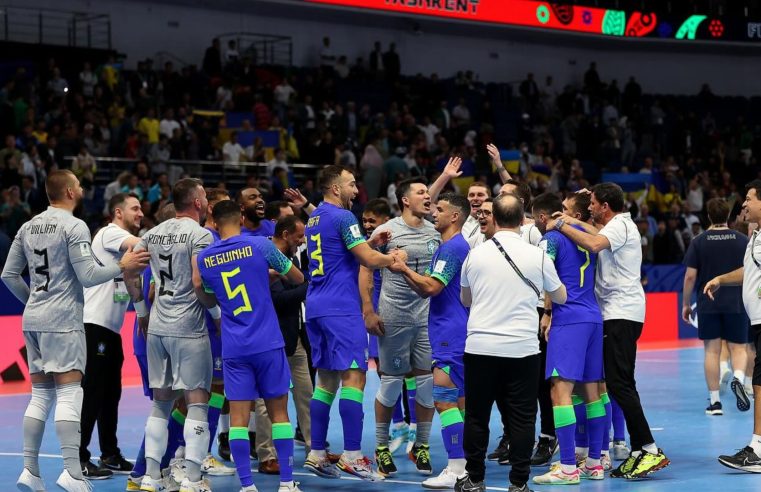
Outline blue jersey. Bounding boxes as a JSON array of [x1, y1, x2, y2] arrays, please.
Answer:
[[197, 235, 293, 358], [372, 270, 382, 311], [305, 202, 366, 319], [133, 266, 153, 356], [206, 226, 221, 243], [241, 220, 275, 238], [426, 234, 470, 357], [540, 228, 602, 325]]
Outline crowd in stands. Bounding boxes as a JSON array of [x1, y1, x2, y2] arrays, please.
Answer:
[[1, 34, 761, 266]]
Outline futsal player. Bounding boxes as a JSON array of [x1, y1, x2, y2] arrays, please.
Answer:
[[2, 170, 149, 492], [368, 178, 440, 477], [531, 193, 606, 485], [126, 179, 219, 492], [303, 165, 403, 480], [389, 192, 471, 489], [197, 199, 305, 492]]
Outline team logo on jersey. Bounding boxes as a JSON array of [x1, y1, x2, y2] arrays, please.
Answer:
[[393, 357, 402, 369], [427, 240, 438, 254], [350, 224, 362, 239], [214, 357, 223, 371], [97, 342, 106, 355]]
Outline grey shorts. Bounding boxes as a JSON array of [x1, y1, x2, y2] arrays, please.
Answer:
[[377, 325, 431, 376], [147, 333, 212, 392], [24, 330, 86, 375]]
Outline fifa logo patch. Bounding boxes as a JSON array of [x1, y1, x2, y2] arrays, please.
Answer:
[[97, 342, 106, 356], [393, 357, 402, 369], [427, 240, 438, 254]]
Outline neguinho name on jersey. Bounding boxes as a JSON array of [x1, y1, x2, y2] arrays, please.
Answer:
[[204, 245, 254, 268]]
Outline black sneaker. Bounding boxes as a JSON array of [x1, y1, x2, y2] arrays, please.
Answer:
[[705, 400, 723, 416], [731, 378, 752, 412], [99, 454, 133, 474], [295, 426, 306, 447], [375, 446, 397, 476], [718, 446, 761, 473], [81, 460, 113, 480], [488, 435, 509, 462], [530, 436, 558, 466], [508, 484, 534, 492], [249, 431, 257, 460], [409, 443, 433, 475], [218, 432, 231, 461], [455, 475, 486, 492]]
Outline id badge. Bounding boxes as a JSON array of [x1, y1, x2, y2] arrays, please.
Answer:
[[114, 279, 130, 303]]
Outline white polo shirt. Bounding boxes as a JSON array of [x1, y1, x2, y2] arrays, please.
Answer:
[[461, 230, 562, 358], [83, 224, 132, 332], [595, 212, 646, 322], [743, 230, 761, 325], [462, 215, 480, 240]]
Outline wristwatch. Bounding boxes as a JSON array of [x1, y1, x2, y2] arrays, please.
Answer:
[[555, 218, 565, 231]]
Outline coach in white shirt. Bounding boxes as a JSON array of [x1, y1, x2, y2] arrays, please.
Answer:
[[80, 193, 143, 476], [457, 193, 566, 492], [705, 179, 761, 472], [548, 183, 669, 478]]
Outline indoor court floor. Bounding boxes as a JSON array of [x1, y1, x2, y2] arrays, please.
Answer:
[[0, 345, 757, 492]]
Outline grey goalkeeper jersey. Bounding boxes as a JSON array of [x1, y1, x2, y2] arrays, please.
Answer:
[[373, 216, 441, 327], [2, 207, 120, 333], [137, 217, 212, 338]]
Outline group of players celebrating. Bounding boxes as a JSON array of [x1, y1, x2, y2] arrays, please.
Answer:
[[4, 143, 683, 492]]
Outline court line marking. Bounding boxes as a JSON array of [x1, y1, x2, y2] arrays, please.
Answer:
[[0, 452, 513, 491]]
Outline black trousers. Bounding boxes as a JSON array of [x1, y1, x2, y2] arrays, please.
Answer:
[[603, 319, 653, 452], [497, 308, 554, 439], [464, 352, 539, 487], [80, 323, 124, 462]]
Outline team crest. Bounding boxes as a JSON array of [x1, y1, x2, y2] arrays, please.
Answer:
[[427, 240, 438, 254], [214, 357, 223, 371], [97, 342, 106, 355], [393, 357, 402, 369]]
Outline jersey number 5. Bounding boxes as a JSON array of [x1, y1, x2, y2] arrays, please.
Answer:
[[33, 248, 50, 292], [221, 267, 252, 316], [158, 254, 174, 296], [309, 233, 324, 276]]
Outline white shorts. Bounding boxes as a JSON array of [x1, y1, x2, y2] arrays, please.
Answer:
[[147, 333, 212, 392], [24, 330, 86, 375]]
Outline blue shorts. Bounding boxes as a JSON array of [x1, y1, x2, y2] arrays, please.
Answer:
[[135, 353, 152, 399], [369, 334, 379, 359], [306, 315, 368, 371], [433, 354, 465, 398], [546, 323, 604, 382], [209, 331, 223, 380], [698, 312, 748, 344], [223, 348, 291, 401]]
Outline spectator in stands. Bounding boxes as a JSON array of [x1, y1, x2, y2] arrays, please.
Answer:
[[253, 94, 272, 130], [121, 173, 144, 200], [159, 108, 180, 139], [149, 135, 172, 173], [79, 62, 97, 98], [383, 42, 401, 82], [0, 185, 30, 238], [223, 131, 246, 169], [274, 77, 296, 121], [369, 41, 384, 76], [46, 67, 68, 98], [137, 108, 160, 145], [319, 36, 336, 70], [519, 73, 540, 112], [334, 56, 350, 79], [225, 39, 240, 64], [216, 78, 233, 110], [266, 148, 290, 179], [384, 146, 409, 186], [452, 98, 471, 126], [203, 37, 223, 76], [71, 144, 97, 194], [0, 134, 22, 172]]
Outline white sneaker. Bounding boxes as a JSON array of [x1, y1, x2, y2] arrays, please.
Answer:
[[139, 475, 166, 492], [601, 453, 612, 471], [720, 367, 732, 387], [422, 467, 459, 489], [178, 477, 212, 492], [56, 470, 93, 492], [126, 474, 143, 491], [162, 472, 181, 492], [610, 441, 630, 461], [277, 481, 303, 492], [201, 455, 235, 476], [405, 424, 417, 455], [175, 447, 186, 460], [239, 486, 258, 492], [17, 468, 46, 492], [336, 454, 384, 481], [170, 460, 187, 483], [388, 422, 409, 455]]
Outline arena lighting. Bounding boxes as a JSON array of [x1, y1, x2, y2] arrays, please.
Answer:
[[305, 0, 761, 43]]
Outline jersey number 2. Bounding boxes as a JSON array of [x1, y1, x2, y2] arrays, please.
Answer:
[[309, 233, 324, 276], [221, 267, 252, 316]]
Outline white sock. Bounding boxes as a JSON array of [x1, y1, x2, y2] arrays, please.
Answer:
[[539, 433, 554, 440], [750, 435, 761, 456], [745, 376, 753, 388], [344, 450, 363, 460], [631, 450, 642, 457], [586, 458, 601, 468], [220, 413, 230, 433], [561, 463, 576, 474], [734, 370, 746, 382], [249, 412, 256, 432], [575, 446, 589, 458], [449, 458, 466, 475], [710, 390, 720, 404], [601, 449, 610, 457], [145, 416, 169, 479], [642, 443, 658, 454], [720, 360, 730, 374], [392, 421, 407, 430], [310, 449, 327, 458]]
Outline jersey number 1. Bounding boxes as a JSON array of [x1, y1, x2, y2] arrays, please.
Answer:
[[33, 248, 50, 292], [158, 254, 174, 296], [221, 267, 252, 316]]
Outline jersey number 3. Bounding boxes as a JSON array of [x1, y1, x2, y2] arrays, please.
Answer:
[[222, 267, 252, 316]]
